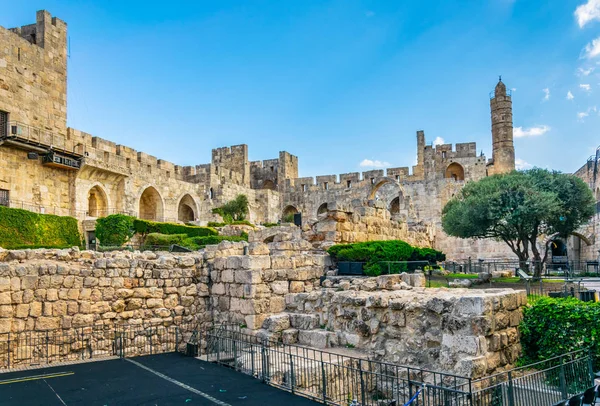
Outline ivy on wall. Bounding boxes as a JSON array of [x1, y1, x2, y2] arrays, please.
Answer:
[[0, 206, 81, 249]]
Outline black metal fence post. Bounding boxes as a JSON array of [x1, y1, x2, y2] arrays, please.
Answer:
[[359, 360, 366, 406], [289, 353, 295, 394], [559, 359, 568, 400], [320, 354, 327, 403], [507, 371, 515, 406], [588, 349, 595, 385]]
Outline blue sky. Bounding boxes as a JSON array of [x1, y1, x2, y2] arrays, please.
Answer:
[[2, 0, 600, 177]]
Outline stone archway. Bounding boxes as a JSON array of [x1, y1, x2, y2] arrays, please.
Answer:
[[263, 180, 276, 190], [368, 177, 404, 200], [139, 186, 164, 221], [445, 163, 465, 181], [283, 205, 299, 222], [389, 194, 403, 216], [317, 203, 328, 216], [88, 185, 109, 218], [177, 194, 197, 223]]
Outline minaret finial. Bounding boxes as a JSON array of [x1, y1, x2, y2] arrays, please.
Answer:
[[499, 75, 502, 82]]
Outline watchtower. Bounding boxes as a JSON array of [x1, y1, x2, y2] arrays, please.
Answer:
[[489, 78, 515, 174]]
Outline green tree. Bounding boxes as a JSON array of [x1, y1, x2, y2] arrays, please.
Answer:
[[95, 214, 135, 247], [212, 194, 249, 223], [527, 168, 596, 275], [442, 169, 595, 275]]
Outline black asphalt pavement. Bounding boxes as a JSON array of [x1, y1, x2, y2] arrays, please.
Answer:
[[0, 353, 319, 405]]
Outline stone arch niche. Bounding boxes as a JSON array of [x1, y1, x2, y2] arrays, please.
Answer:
[[389, 194, 404, 216], [263, 180, 276, 190], [368, 177, 404, 200], [445, 163, 465, 181], [317, 203, 328, 216], [177, 194, 197, 223], [88, 185, 109, 218], [283, 205, 299, 221], [139, 186, 164, 221]]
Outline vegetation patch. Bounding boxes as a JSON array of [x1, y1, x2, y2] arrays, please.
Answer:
[[96, 214, 135, 247], [211, 194, 249, 223], [519, 297, 600, 364], [327, 240, 445, 276], [0, 206, 81, 249], [133, 218, 217, 239]]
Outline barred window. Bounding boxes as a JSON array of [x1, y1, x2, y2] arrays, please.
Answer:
[[0, 189, 8, 207], [0, 111, 7, 138]]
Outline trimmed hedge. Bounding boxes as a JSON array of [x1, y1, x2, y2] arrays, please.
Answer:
[[327, 240, 445, 276], [0, 206, 81, 249], [520, 297, 600, 364], [133, 219, 217, 238], [96, 214, 135, 247], [144, 233, 187, 247], [181, 233, 248, 250], [207, 220, 255, 228]]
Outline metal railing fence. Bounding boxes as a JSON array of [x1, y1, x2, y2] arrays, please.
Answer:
[[444, 260, 600, 277], [0, 322, 198, 369], [471, 350, 594, 406], [202, 328, 473, 406]]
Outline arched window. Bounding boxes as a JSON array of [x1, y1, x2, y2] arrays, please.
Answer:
[[389, 195, 403, 215], [282, 205, 298, 222], [209, 188, 214, 200], [139, 186, 164, 221], [445, 163, 465, 181], [88, 186, 108, 218]]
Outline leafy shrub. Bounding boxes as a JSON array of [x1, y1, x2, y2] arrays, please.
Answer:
[[207, 220, 255, 228], [133, 219, 217, 238], [327, 240, 445, 276], [282, 213, 295, 223], [212, 194, 249, 222], [144, 233, 187, 248], [96, 214, 135, 247], [0, 206, 81, 249], [262, 222, 279, 228], [520, 297, 600, 364], [181, 234, 249, 250]]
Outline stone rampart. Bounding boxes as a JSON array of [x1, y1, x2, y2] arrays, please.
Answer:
[[262, 274, 525, 378], [0, 247, 208, 333]]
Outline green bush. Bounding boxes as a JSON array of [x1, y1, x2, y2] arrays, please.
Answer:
[[0, 206, 81, 249], [212, 194, 249, 222], [133, 219, 217, 238], [144, 233, 187, 247], [262, 222, 279, 228], [181, 234, 249, 250], [520, 297, 600, 364], [327, 240, 445, 276], [207, 222, 226, 228], [96, 214, 135, 247]]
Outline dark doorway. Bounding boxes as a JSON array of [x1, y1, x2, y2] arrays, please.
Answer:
[[87, 231, 97, 250]]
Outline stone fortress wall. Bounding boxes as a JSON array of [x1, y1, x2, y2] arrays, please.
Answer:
[[0, 237, 526, 378], [1, 10, 598, 262]]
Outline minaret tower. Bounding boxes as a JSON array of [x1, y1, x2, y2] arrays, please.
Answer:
[[489, 77, 515, 174]]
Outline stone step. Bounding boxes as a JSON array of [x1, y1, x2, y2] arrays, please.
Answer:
[[297, 329, 338, 349], [289, 313, 320, 330], [261, 313, 291, 332]]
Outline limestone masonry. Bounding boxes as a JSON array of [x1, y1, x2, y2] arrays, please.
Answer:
[[0, 11, 599, 262], [0, 240, 525, 378]]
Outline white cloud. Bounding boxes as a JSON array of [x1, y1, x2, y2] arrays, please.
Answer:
[[360, 159, 390, 168], [577, 105, 597, 120], [433, 136, 445, 146], [580, 83, 592, 91], [575, 0, 600, 28], [513, 125, 551, 138], [583, 37, 600, 58], [542, 88, 550, 101], [578, 111, 590, 120], [515, 158, 533, 170], [511, 88, 517, 92], [567, 91, 575, 100], [578, 67, 595, 76]]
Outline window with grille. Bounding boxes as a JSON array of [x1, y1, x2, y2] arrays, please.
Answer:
[[0, 189, 9, 207], [0, 112, 7, 138]]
